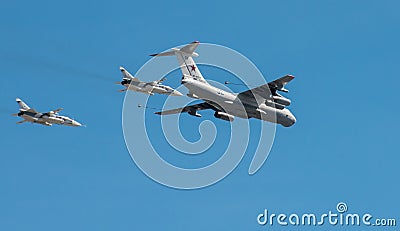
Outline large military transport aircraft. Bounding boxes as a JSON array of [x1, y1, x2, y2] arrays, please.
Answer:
[[151, 41, 296, 127]]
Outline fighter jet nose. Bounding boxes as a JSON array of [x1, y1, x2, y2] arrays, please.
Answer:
[[172, 90, 183, 96], [72, 121, 82, 127]]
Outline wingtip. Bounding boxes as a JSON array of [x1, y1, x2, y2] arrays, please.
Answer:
[[149, 53, 158, 57], [16, 98, 21, 102], [192, 40, 200, 44], [119, 66, 125, 71]]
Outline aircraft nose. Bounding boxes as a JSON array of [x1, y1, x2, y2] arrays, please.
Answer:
[[72, 121, 82, 127], [172, 90, 183, 96], [281, 111, 296, 127], [286, 113, 296, 126], [291, 116, 296, 125]]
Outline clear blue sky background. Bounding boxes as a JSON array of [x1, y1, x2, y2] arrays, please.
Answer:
[[1, 0, 399, 230]]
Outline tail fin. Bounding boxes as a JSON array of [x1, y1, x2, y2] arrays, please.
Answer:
[[150, 41, 207, 83], [120, 66, 140, 82], [16, 98, 30, 110]]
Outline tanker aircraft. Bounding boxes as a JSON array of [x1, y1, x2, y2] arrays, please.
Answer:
[[151, 41, 296, 127]]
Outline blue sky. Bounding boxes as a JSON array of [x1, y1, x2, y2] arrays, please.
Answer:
[[1, 0, 399, 230]]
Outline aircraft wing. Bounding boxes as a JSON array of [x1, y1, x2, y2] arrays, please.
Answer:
[[268, 75, 295, 93], [155, 102, 212, 115], [54, 108, 63, 113], [237, 75, 295, 99], [237, 84, 272, 100], [46, 108, 63, 114], [35, 121, 52, 126]]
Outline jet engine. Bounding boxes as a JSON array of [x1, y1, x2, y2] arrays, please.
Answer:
[[272, 96, 291, 106], [214, 111, 234, 122]]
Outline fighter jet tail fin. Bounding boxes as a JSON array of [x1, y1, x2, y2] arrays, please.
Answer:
[[150, 41, 207, 84], [16, 98, 30, 110], [119, 66, 140, 82]]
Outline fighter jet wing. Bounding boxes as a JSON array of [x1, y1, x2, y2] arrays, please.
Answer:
[[52, 108, 63, 113], [237, 75, 295, 99], [35, 121, 52, 126], [155, 102, 212, 115], [43, 108, 63, 115]]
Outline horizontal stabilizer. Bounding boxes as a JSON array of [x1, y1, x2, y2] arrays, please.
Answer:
[[149, 50, 176, 57], [150, 41, 206, 83], [150, 41, 200, 57]]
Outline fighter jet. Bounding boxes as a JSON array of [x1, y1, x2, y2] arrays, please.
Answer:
[[115, 66, 183, 96], [12, 98, 82, 127], [151, 41, 296, 127]]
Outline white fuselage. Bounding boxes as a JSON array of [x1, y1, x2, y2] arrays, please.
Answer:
[[124, 83, 182, 96], [20, 111, 81, 127], [182, 78, 296, 127]]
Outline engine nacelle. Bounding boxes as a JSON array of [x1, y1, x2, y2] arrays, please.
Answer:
[[272, 96, 291, 106], [214, 111, 234, 122]]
